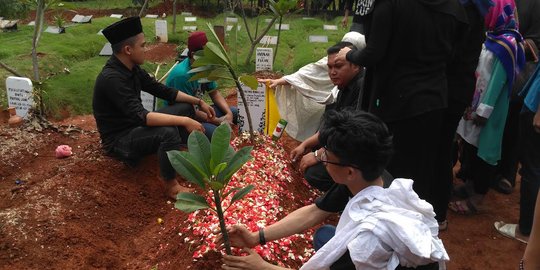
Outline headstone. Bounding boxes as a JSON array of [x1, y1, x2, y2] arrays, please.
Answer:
[[145, 14, 159, 19], [97, 29, 103, 35], [110, 14, 123, 19], [323, 25, 337, 30], [141, 92, 155, 112], [181, 12, 192, 16], [184, 17, 197, 22], [275, 24, 289, 30], [99, 43, 113, 56], [28, 21, 35, 26], [264, 18, 273, 23], [213, 25, 225, 46], [226, 17, 238, 23], [226, 25, 241, 32], [302, 17, 315, 20], [238, 82, 267, 133], [309, 35, 328, 43], [0, 20, 18, 31], [182, 25, 197, 31], [155, 19, 168, 42], [44, 26, 65, 34], [180, 48, 189, 58], [256, 48, 273, 72], [71, 14, 92, 23], [259, 35, 278, 45], [6, 76, 33, 118]]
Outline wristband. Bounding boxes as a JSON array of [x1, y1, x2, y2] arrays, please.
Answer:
[[259, 227, 266, 245]]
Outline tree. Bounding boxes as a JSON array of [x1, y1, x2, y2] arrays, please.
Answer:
[[167, 123, 253, 255], [270, 0, 299, 63], [172, 0, 178, 33], [31, 0, 54, 82], [138, 0, 150, 17], [189, 23, 259, 140]]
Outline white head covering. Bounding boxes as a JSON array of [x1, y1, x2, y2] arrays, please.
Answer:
[[341, 32, 366, 51]]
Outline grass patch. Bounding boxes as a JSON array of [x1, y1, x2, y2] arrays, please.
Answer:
[[0, 13, 348, 117]]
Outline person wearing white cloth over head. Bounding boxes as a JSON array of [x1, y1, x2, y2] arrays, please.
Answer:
[[219, 109, 449, 270], [259, 32, 365, 142]]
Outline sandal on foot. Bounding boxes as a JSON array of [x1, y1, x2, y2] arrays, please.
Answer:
[[448, 199, 478, 215], [492, 178, 513, 195], [438, 220, 448, 231], [494, 221, 528, 244]]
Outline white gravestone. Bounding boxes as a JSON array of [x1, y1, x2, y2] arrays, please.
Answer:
[[28, 21, 35, 26], [256, 48, 273, 72], [155, 20, 168, 42], [309, 35, 328, 43], [99, 43, 113, 56], [6, 76, 33, 118], [264, 18, 273, 23], [141, 92, 155, 112], [323, 25, 337, 30], [259, 35, 278, 45], [183, 25, 197, 31], [302, 17, 315, 20], [44, 26, 64, 34], [238, 82, 267, 133], [110, 14, 123, 18], [181, 12, 192, 16], [71, 15, 92, 23], [184, 17, 197, 22], [275, 24, 289, 30], [97, 29, 103, 35], [145, 14, 159, 19], [226, 17, 238, 23], [226, 25, 241, 31]]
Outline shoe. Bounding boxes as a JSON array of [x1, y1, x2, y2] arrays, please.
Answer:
[[492, 177, 513, 195], [494, 221, 528, 244], [448, 199, 478, 215], [438, 220, 448, 231]]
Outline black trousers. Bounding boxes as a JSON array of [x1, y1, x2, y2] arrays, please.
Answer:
[[459, 141, 496, 195], [385, 110, 445, 221], [519, 110, 540, 235], [112, 103, 194, 181], [496, 99, 522, 185]]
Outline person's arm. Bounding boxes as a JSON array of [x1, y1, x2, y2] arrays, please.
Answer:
[[145, 111, 204, 133], [475, 60, 507, 124], [290, 132, 319, 161], [523, 191, 540, 269], [222, 248, 293, 270], [258, 78, 289, 89], [209, 90, 234, 123], [342, 0, 393, 67]]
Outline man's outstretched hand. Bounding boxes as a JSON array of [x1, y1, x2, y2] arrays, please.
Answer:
[[215, 224, 258, 249]]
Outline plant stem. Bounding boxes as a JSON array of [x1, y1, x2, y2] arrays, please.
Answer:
[[230, 68, 255, 141], [213, 190, 232, 255], [274, 15, 282, 63]]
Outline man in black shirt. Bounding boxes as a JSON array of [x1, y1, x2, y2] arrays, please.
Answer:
[[290, 41, 365, 192], [93, 17, 216, 199]]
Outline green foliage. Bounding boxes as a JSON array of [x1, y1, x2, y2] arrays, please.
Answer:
[[0, 0, 30, 19], [174, 193, 210, 213]]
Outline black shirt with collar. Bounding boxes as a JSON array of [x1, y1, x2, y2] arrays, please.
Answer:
[[92, 55, 178, 152]]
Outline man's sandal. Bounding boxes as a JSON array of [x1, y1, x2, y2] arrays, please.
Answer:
[[494, 221, 528, 244], [448, 199, 478, 215]]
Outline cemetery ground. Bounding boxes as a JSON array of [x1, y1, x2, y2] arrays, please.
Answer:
[[0, 2, 529, 269]]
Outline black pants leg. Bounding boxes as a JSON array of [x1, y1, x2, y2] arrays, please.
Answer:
[[519, 111, 540, 235], [460, 142, 496, 195], [385, 110, 444, 219], [497, 99, 522, 185]]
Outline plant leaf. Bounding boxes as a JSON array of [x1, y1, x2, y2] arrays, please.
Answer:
[[213, 162, 228, 176], [208, 68, 232, 81], [205, 42, 230, 66], [206, 22, 232, 64], [230, 185, 254, 205], [210, 123, 232, 169], [239, 75, 259, 90], [188, 65, 215, 74], [187, 131, 212, 175], [209, 181, 224, 190], [188, 69, 214, 82], [218, 146, 253, 183], [222, 187, 241, 199], [167, 150, 206, 189], [175, 192, 210, 213]]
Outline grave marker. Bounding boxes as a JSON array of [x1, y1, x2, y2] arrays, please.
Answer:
[[184, 17, 197, 22], [71, 14, 92, 23], [309, 35, 328, 43], [110, 14, 123, 18], [302, 17, 315, 20], [145, 14, 158, 19], [323, 25, 337, 30], [44, 26, 65, 34], [155, 19, 168, 42], [226, 17, 238, 23], [264, 18, 273, 23], [275, 24, 289, 30], [182, 25, 197, 31], [28, 21, 35, 26], [6, 76, 33, 118], [0, 20, 18, 31], [213, 25, 225, 46], [238, 82, 267, 133], [99, 43, 113, 56], [226, 25, 241, 31], [97, 29, 103, 35], [181, 12, 192, 16], [256, 48, 273, 72], [259, 35, 278, 45]]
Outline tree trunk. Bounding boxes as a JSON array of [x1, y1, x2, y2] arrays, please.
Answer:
[[31, 0, 45, 82], [273, 15, 282, 63], [244, 17, 277, 66], [230, 69, 255, 140], [213, 191, 232, 255], [172, 0, 177, 33], [138, 0, 150, 17]]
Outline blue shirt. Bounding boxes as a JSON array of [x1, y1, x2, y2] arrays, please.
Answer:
[[520, 63, 540, 113], [165, 58, 217, 98]]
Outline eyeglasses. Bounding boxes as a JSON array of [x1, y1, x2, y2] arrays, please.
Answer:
[[315, 147, 360, 169]]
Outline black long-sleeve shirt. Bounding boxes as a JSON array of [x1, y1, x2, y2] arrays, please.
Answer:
[[92, 55, 178, 151], [346, 0, 467, 122]]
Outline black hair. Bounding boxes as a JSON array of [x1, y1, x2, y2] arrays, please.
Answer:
[[326, 41, 356, 55], [112, 35, 138, 54], [318, 109, 393, 181]]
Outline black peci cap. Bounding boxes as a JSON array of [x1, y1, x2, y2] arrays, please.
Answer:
[[102, 16, 143, 45]]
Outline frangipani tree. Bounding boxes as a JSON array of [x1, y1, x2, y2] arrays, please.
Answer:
[[270, 0, 299, 63], [189, 23, 259, 139], [167, 124, 253, 255]]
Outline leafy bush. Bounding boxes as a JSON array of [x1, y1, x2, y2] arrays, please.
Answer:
[[0, 0, 30, 19]]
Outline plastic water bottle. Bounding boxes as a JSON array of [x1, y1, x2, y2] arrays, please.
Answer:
[[272, 119, 288, 141]]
